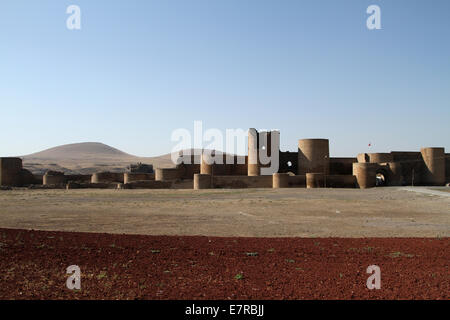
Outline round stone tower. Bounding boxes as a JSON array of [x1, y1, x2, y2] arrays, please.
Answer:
[[297, 139, 330, 175]]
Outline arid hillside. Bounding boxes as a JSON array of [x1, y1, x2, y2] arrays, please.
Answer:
[[21, 142, 176, 175]]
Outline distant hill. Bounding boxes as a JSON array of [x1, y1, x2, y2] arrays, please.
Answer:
[[21, 142, 176, 175], [25, 142, 134, 160]]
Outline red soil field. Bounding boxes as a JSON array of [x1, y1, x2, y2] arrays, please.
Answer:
[[0, 228, 448, 300]]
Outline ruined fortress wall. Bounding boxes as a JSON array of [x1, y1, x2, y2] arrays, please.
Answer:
[[200, 154, 213, 175], [272, 173, 289, 188], [446, 153, 450, 183], [0, 157, 22, 186], [369, 153, 394, 163], [386, 162, 403, 186], [326, 175, 356, 188], [356, 153, 368, 163], [194, 174, 212, 190], [390, 152, 424, 185], [231, 163, 248, 175], [248, 128, 260, 176], [176, 154, 200, 179], [353, 163, 377, 188], [33, 174, 43, 185], [420, 147, 445, 186], [177, 163, 200, 180], [91, 172, 124, 184], [279, 151, 298, 174], [329, 157, 357, 175], [66, 175, 92, 183], [224, 155, 248, 176], [201, 154, 229, 175], [155, 168, 182, 181], [214, 164, 236, 176], [213, 175, 272, 188], [269, 174, 307, 188], [287, 175, 306, 188], [200, 154, 247, 176], [19, 169, 36, 186], [357, 153, 394, 164], [124, 173, 155, 184], [391, 151, 422, 163], [177, 153, 201, 167], [0, 159, 36, 186], [123, 180, 172, 189], [157, 160, 246, 182], [44, 173, 91, 186], [43, 173, 66, 185], [298, 139, 330, 175], [306, 173, 325, 188], [171, 180, 194, 189]]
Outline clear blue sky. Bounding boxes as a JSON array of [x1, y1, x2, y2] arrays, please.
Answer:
[[1, 0, 449, 157]]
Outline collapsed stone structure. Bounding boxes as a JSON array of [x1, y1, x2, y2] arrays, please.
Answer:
[[42, 171, 91, 187], [0, 158, 38, 187], [128, 163, 154, 174], [1, 130, 449, 190]]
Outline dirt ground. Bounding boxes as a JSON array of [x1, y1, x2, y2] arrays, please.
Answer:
[[0, 187, 448, 237], [0, 228, 448, 300]]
